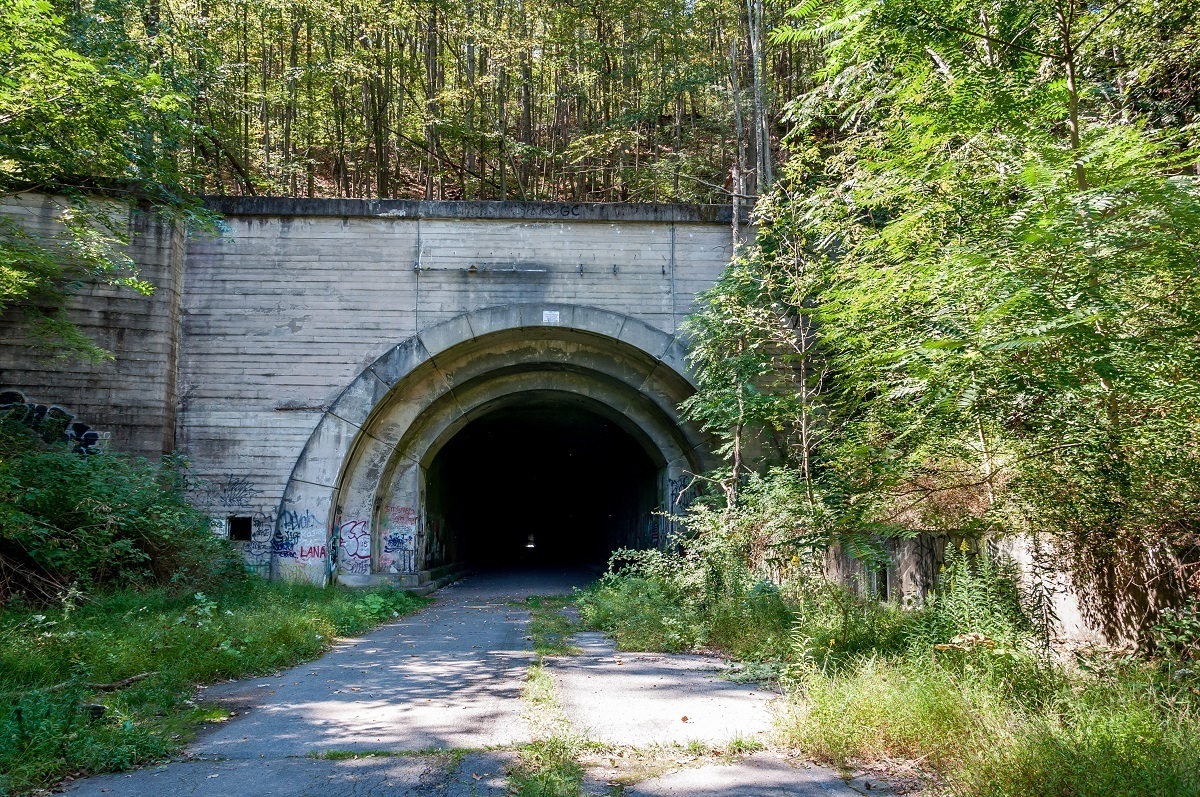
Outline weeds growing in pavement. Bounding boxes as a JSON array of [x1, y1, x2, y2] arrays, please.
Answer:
[[307, 747, 473, 768], [510, 660, 584, 797], [520, 595, 581, 658]]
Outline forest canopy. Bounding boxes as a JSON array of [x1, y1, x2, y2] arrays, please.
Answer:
[[1, 0, 797, 203]]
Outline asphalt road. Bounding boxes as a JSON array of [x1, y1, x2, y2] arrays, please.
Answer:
[[62, 568, 878, 797], [63, 569, 584, 797]]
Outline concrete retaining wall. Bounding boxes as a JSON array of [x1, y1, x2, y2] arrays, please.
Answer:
[[0, 194, 185, 458]]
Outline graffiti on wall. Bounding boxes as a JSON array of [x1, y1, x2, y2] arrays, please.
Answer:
[[424, 513, 448, 568], [297, 541, 328, 561], [241, 511, 276, 558], [240, 511, 277, 576], [208, 475, 261, 507], [645, 516, 661, 548], [273, 524, 300, 559], [381, 505, 418, 573], [0, 390, 108, 455], [269, 505, 332, 581], [338, 519, 371, 575], [665, 476, 693, 541], [249, 509, 325, 562], [280, 507, 318, 534]]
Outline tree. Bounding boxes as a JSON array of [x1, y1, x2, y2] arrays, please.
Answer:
[[0, 0, 202, 359], [685, 0, 1200, 593]]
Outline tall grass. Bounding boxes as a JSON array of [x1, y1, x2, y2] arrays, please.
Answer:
[[0, 580, 427, 795], [783, 653, 1200, 797], [582, 544, 1200, 796]]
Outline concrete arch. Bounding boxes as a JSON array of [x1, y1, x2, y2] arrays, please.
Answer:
[[271, 304, 712, 584]]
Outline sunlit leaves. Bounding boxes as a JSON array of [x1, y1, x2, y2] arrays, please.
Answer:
[[694, 0, 1200, 560], [0, 0, 209, 357]]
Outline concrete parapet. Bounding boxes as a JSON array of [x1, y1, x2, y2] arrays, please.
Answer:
[[203, 197, 740, 224]]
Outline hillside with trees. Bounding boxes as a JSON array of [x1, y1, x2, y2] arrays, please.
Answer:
[[2, 0, 1199, 794]]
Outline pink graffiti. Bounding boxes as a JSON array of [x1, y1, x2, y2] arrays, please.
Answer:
[[385, 505, 418, 525], [298, 544, 328, 561]]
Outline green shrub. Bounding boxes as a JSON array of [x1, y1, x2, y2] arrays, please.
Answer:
[[1150, 598, 1200, 663], [0, 421, 240, 603], [706, 578, 796, 661], [578, 545, 809, 658], [578, 574, 702, 653], [787, 583, 913, 669], [908, 543, 1032, 653]]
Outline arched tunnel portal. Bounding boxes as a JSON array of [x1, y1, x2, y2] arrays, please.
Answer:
[[426, 395, 660, 569], [272, 306, 713, 586]]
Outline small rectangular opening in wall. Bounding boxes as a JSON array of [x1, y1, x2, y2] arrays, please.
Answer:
[[228, 516, 252, 541]]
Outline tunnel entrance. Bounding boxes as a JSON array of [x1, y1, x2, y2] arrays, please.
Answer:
[[425, 399, 659, 570]]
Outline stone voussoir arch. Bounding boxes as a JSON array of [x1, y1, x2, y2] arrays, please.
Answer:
[[270, 303, 708, 584]]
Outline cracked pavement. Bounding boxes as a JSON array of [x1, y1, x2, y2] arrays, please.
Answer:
[[62, 569, 881, 796]]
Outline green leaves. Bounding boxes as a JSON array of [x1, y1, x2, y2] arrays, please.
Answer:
[[0, 0, 192, 198], [687, 0, 1200, 581], [0, 0, 210, 358], [0, 420, 242, 602]]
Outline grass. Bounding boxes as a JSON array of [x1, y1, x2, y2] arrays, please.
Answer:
[[581, 560, 1200, 797], [506, 593, 588, 797], [575, 736, 766, 791], [517, 595, 582, 658], [308, 747, 473, 767], [780, 651, 1200, 796], [0, 578, 428, 796], [509, 661, 585, 797]]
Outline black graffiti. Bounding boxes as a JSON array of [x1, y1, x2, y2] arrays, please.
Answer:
[[524, 203, 583, 219], [246, 511, 276, 558], [273, 526, 300, 559], [210, 474, 261, 508], [668, 477, 693, 512], [383, 530, 417, 573], [0, 390, 107, 455]]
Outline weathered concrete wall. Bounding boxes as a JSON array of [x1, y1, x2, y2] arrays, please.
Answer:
[[179, 199, 735, 578], [0, 194, 185, 458]]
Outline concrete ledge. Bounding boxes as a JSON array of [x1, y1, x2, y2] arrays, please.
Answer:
[[338, 564, 470, 595], [409, 566, 470, 597], [203, 197, 738, 224]]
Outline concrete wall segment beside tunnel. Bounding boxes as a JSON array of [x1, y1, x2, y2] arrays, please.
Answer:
[[272, 305, 717, 585]]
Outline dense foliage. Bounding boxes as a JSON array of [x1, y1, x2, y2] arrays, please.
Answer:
[[683, 0, 1200, 616], [1, 0, 208, 358], [0, 420, 239, 605], [2, 0, 802, 205]]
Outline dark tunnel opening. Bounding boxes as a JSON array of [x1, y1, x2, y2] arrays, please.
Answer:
[[425, 400, 660, 570]]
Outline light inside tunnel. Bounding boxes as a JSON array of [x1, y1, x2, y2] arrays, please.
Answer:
[[425, 399, 660, 569]]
